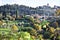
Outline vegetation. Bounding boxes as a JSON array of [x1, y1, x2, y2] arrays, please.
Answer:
[[0, 4, 60, 40], [0, 16, 60, 40]]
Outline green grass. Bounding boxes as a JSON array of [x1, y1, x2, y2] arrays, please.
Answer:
[[0, 28, 11, 35], [7, 20, 20, 25], [0, 28, 10, 31]]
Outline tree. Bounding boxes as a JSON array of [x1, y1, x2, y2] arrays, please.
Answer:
[[40, 20, 49, 29], [30, 29, 37, 36], [0, 21, 3, 25], [55, 9, 60, 16], [34, 24, 42, 31], [11, 24, 18, 32], [43, 31, 51, 39], [16, 10, 19, 19], [49, 27, 55, 33], [55, 22, 58, 27], [18, 32, 31, 40], [38, 34, 44, 40], [57, 35, 60, 40]]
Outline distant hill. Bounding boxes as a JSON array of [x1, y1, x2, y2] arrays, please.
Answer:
[[0, 4, 60, 16]]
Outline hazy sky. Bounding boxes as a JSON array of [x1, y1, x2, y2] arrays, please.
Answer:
[[0, 0, 60, 7]]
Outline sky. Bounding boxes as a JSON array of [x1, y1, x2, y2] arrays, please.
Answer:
[[0, 0, 60, 7]]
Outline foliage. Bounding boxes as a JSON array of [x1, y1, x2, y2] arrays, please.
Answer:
[[49, 27, 55, 33], [0, 19, 60, 40], [43, 31, 51, 39], [56, 9, 60, 16], [11, 24, 18, 32], [18, 32, 31, 40], [38, 34, 44, 40], [0, 21, 3, 25]]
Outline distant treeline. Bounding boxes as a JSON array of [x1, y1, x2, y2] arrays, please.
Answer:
[[0, 4, 60, 16]]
